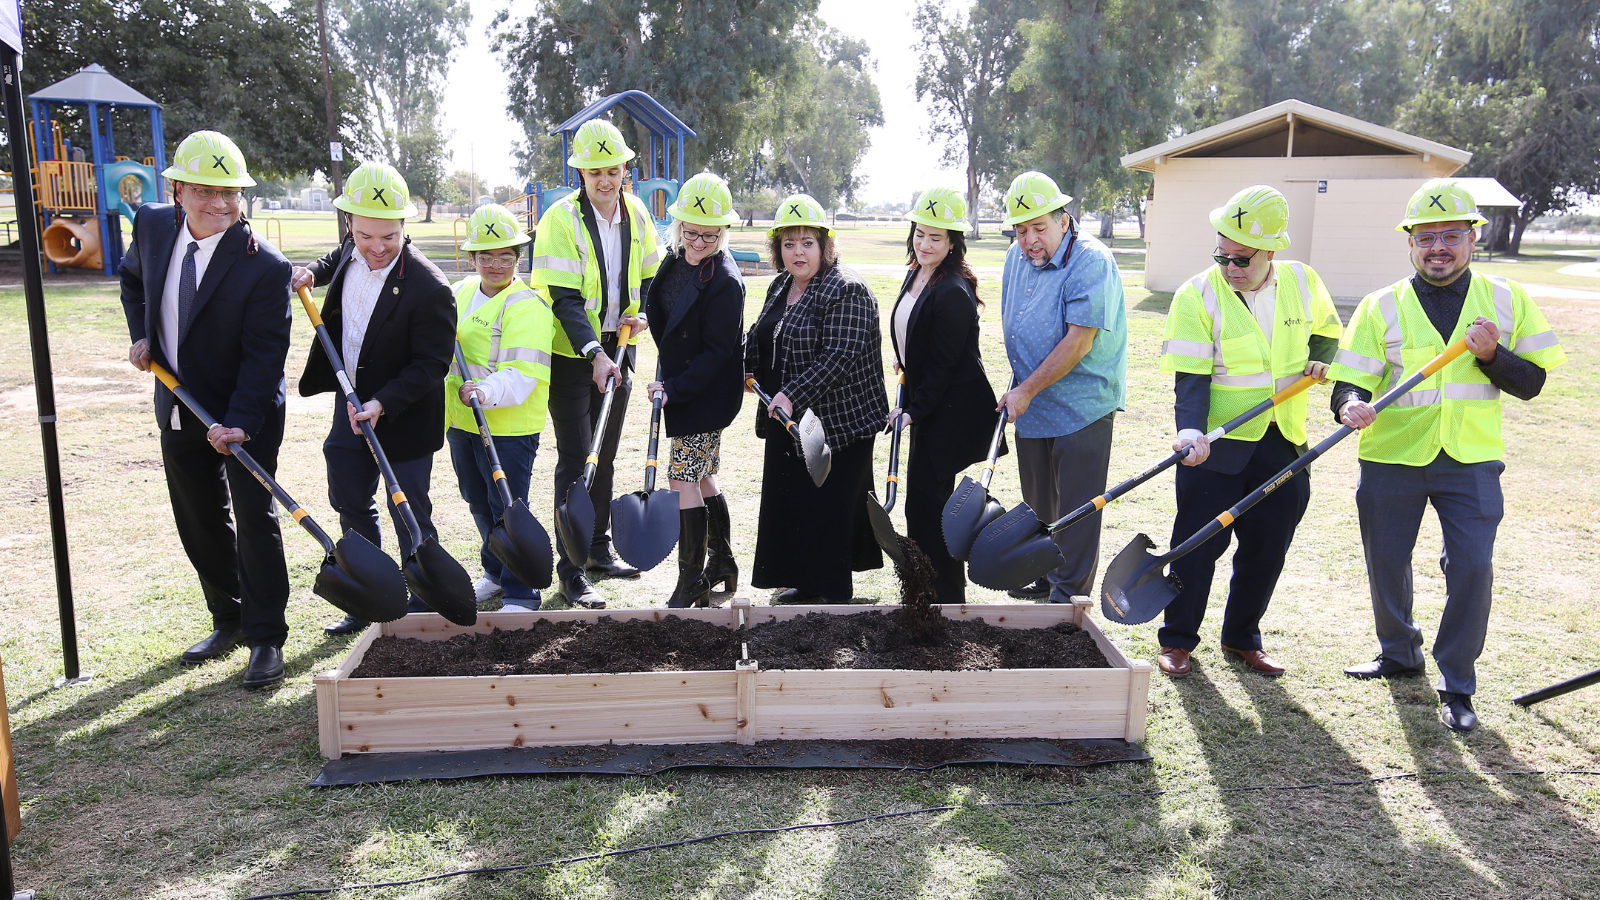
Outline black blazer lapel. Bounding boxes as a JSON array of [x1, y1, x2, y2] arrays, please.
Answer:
[[144, 220, 178, 366], [661, 258, 709, 335], [179, 220, 245, 345]]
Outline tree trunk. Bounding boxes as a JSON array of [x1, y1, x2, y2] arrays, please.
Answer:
[[966, 139, 981, 241], [1098, 212, 1114, 240], [423, 197, 434, 224], [1510, 208, 1537, 255]]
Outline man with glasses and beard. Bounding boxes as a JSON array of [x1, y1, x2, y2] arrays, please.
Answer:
[[1330, 179, 1565, 732], [1156, 185, 1343, 680]]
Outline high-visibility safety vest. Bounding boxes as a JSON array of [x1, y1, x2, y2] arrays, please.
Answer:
[[446, 275, 554, 437], [1327, 273, 1565, 465], [529, 190, 661, 358], [1160, 261, 1343, 445]]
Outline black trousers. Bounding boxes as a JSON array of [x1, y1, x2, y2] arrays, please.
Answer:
[[1159, 425, 1311, 653], [904, 431, 965, 604], [549, 333, 633, 579], [324, 420, 437, 613], [159, 401, 289, 647]]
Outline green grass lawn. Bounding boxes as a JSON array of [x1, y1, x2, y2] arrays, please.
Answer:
[[0, 242, 1595, 897]]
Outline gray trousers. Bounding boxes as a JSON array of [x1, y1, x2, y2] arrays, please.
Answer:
[[1355, 453, 1504, 695], [1015, 413, 1115, 601]]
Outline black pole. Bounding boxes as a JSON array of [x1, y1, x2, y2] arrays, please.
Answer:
[[3, 48, 83, 684], [1513, 667, 1600, 708]]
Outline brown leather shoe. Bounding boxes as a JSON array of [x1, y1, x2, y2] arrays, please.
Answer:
[[1222, 645, 1286, 676], [1156, 646, 1191, 677]]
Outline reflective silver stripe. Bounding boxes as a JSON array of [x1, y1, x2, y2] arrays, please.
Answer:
[[1444, 383, 1500, 401], [1211, 372, 1272, 388], [1481, 273, 1515, 350], [641, 247, 662, 270], [568, 200, 597, 311], [464, 363, 495, 380], [1284, 261, 1313, 323], [1194, 273, 1226, 371], [495, 347, 553, 367], [1514, 330, 1559, 353], [1163, 338, 1213, 358], [1377, 286, 1404, 371], [1393, 388, 1441, 407], [1334, 348, 1386, 376], [1275, 374, 1303, 392], [1254, 270, 1278, 346], [530, 255, 583, 276], [500, 289, 538, 310]]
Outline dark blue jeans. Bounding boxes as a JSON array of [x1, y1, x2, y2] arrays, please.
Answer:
[[447, 427, 541, 600]]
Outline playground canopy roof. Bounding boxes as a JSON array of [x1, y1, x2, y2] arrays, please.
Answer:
[[551, 91, 695, 140], [29, 63, 160, 109], [1454, 177, 1521, 209]]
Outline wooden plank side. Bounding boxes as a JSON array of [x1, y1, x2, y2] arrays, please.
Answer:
[[1082, 615, 1138, 671], [314, 672, 343, 760], [754, 669, 1132, 741], [330, 624, 384, 677], [1124, 662, 1152, 744], [383, 607, 741, 642], [336, 671, 738, 752]]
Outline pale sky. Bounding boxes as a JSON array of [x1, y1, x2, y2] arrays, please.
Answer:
[[439, 0, 961, 206]]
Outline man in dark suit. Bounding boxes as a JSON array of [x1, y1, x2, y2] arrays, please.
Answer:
[[291, 161, 455, 635], [121, 130, 294, 689]]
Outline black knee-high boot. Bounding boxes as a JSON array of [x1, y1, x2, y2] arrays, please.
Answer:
[[667, 506, 711, 608], [701, 492, 738, 594]]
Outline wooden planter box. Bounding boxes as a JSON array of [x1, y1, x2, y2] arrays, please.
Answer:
[[314, 598, 1151, 759]]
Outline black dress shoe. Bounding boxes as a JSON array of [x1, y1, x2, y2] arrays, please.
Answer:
[[586, 549, 641, 579], [181, 629, 244, 664], [1439, 691, 1477, 732], [1007, 578, 1052, 600], [562, 574, 607, 609], [241, 645, 284, 689], [323, 615, 369, 636], [1343, 654, 1426, 679], [775, 588, 824, 604]]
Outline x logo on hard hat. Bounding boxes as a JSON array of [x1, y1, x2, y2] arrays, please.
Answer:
[[1232, 207, 1247, 228], [597, 140, 612, 155], [373, 187, 389, 206], [211, 155, 231, 174], [789, 204, 802, 218], [693, 197, 708, 213], [1014, 196, 1030, 211], [485, 223, 500, 237], [925, 200, 937, 213], [1428, 195, 1447, 211]]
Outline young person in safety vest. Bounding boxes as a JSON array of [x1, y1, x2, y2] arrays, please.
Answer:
[[530, 119, 661, 609], [1157, 185, 1343, 679], [1330, 179, 1565, 733], [446, 204, 554, 612]]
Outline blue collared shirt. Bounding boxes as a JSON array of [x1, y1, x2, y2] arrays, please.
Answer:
[[1001, 225, 1128, 439]]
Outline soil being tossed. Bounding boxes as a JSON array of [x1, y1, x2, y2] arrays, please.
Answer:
[[351, 610, 1110, 679]]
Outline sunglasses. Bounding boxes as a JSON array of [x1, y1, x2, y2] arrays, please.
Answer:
[[1410, 230, 1471, 249], [1212, 249, 1259, 269]]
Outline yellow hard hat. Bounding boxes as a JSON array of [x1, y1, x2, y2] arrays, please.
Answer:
[[667, 172, 739, 226], [1396, 178, 1489, 231], [767, 193, 834, 238], [905, 186, 969, 232], [461, 204, 530, 251], [566, 119, 636, 170], [163, 131, 256, 188], [1210, 185, 1291, 251], [1003, 171, 1071, 226], [333, 162, 417, 219]]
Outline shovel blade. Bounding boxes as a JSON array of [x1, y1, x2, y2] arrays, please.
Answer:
[[967, 502, 1061, 591], [796, 409, 832, 486], [1099, 533, 1183, 625], [612, 488, 681, 572], [553, 479, 595, 568], [403, 536, 478, 626], [942, 477, 1007, 561], [486, 499, 554, 590], [867, 492, 909, 569], [314, 531, 409, 623]]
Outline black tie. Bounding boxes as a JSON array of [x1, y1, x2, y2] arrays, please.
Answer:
[[178, 241, 199, 342]]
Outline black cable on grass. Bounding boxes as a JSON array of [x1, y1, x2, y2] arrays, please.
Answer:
[[239, 768, 1600, 899]]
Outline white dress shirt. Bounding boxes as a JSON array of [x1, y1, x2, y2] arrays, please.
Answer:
[[463, 283, 538, 409], [594, 202, 624, 332], [160, 222, 227, 427], [892, 288, 916, 367], [340, 250, 400, 375], [1236, 268, 1279, 340]]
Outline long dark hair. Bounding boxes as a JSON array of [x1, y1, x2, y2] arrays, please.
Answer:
[[904, 223, 981, 305]]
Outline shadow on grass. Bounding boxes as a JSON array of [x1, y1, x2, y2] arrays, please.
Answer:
[[1134, 291, 1174, 315]]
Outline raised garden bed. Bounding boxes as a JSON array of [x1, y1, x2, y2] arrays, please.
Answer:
[[314, 598, 1151, 759]]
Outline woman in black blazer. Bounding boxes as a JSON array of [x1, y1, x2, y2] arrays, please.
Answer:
[[643, 173, 746, 608], [889, 187, 1002, 603]]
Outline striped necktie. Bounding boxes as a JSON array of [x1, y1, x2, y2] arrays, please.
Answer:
[[177, 241, 199, 342]]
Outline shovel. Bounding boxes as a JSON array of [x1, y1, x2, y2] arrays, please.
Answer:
[[941, 392, 1011, 561], [452, 342, 554, 590], [554, 324, 632, 604], [297, 286, 477, 626], [1101, 338, 1470, 625], [745, 376, 831, 487], [611, 361, 680, 571], [149, 362, 409, 624], [968, 374, 1321, 591], [867, 371, 909, 568]]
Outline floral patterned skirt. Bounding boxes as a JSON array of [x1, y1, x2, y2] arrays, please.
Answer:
[[669, 430, 722, 482]]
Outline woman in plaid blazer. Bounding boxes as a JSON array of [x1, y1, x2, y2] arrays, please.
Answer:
[[743, 195, 889, 603]]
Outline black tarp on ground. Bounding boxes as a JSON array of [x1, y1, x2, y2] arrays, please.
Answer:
[[311, 738, 1150, 786]]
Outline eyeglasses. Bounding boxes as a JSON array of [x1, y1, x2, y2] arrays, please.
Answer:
[[681, 229, 720, 246], [1212, 248, 1259, 269], [476, 255, 519, 268], [1410, 230, 1471, 249], [188, 187, 243, 203]]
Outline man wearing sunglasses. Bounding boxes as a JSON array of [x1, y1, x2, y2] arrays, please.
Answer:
[[1329, 179, 1565, 733], [1157, 185, 1344, 679]]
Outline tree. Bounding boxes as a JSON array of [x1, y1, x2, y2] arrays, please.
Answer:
[[395, 98, 452, 222], [913, 0, 1029, 237], [335, 0, 468, 166]]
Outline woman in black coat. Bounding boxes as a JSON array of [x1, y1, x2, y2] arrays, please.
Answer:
[[888, 187, 1002, 603], [744, 193, 889, 604], [643, 173, 746, 608]]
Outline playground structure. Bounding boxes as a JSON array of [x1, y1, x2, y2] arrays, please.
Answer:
[[27, 64, 166, 277]]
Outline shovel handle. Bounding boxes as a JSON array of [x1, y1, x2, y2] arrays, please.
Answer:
[[977, 375, 1017, 490], [454, 342, 517, 509], [580, 322, 633, 491], [149, 362, 337, 556], [1159, 339, 1469, 566], [1047, 374, 1321, 535], [883, 372, 906, 513], [645, 360, 665, 492], [745, 376, 805, 443], [297, 286, 427, 547]]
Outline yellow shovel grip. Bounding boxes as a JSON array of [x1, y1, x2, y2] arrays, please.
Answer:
[[1421, 338, 1470, 377], [296, 286, 325, 327], [150, 361, 179, 392], [1269, 374, 1319, 404]]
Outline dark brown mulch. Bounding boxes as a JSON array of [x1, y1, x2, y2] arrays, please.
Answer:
[[351, 611, 1110, 679]]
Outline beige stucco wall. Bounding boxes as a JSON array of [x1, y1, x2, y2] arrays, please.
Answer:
[[1143, 155, 1460, 299]]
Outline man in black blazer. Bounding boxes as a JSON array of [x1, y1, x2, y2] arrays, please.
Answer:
[[121, 131, 293, 688], [292, 162, 455, 634]]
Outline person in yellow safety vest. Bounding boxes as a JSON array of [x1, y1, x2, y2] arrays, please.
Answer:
[[530, 119, 662, 608], [1330, 178, 1565, 733], [1157, 185, 1344, 679], [446, 204, 554, 612]]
